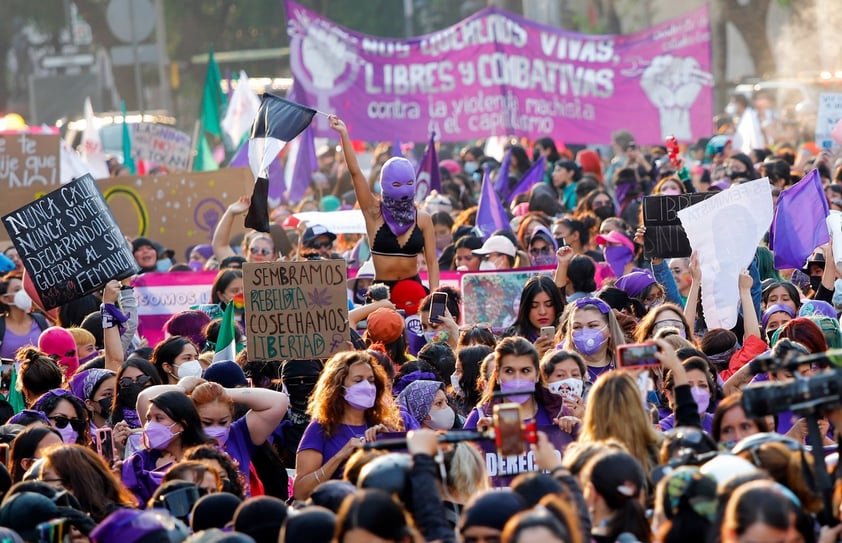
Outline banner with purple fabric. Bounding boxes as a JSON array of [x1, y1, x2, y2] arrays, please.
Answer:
[[475, 167, 510, 240], [285, 0, 712, 144], [414, 132, 442, 202], [505, 156, 546, 204], [769, 168, 830, 270]]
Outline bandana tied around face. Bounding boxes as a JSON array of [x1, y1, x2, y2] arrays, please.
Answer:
[[380, 157, 417, 236]]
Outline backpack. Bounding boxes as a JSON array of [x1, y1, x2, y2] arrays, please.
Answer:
[[0, 312, 50, 352]]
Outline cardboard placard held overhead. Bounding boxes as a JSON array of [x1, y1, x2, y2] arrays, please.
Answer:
[[2, 174, 139, 309], [131, 123, 193, 172], [0, 133, 60, 191], [243, 260, 349, 360], [643, 193, 717, 259]]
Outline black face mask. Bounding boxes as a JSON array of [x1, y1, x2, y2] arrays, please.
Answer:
[[810, 276, 822, 292], [119, 383, 145, 408], [97, 397, 112, 420], [221, 478, 240, 497], [594, 206, 615, 220]]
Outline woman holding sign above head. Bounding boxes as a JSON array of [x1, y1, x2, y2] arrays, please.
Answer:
[[330, 115, 439, 292]]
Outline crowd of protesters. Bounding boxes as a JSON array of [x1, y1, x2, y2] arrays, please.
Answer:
[[3, 92, 842, 543]]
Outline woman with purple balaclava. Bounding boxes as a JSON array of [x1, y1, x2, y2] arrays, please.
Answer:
[[330, 115, 439, 292]]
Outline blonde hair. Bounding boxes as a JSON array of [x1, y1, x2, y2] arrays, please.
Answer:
[[579, 371, 661, 474], [67, 327, 95, 347], [445, 442, 489, 501]]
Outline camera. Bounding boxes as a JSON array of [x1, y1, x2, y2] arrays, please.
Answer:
[[741, 350, 842, 418]]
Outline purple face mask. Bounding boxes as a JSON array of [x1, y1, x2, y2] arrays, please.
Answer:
[[604, 246, 633, 277], [204, 425, 231, 446], [56, 424, 78, 444], [500, 379, 535, 404], [572, 327, 607, 356], [344, 380, 377, 411], [380, 157, 417, 236]]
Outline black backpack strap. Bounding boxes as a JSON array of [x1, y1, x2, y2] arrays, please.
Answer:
[[31, 313, 49, 331]]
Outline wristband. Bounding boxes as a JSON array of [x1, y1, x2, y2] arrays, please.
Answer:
[[120, 285, 133, 291]]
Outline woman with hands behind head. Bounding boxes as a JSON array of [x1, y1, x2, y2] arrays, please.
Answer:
[[330, 115, 439, 292]]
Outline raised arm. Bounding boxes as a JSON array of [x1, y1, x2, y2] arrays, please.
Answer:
[[554, 246, 574, 292], [101, 280, 124, 373], [225, 387, 289, 446], [118, 278, 138, 354], [739, 269, 761, 340], [329, 115, 375, 213], [211, 197, 250, 261], [683, 252, 700, 329], [419, 213, 439, 291]]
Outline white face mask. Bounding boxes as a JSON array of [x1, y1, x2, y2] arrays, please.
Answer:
[[547, 377, 584, 399], [479, 260, 496, 271], [12, 290, 32, 312], [176, 360, 203, 379], [427, 406, 455, 430]]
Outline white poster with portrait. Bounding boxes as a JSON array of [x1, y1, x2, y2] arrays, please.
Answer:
[[677, 179, 773, 330]]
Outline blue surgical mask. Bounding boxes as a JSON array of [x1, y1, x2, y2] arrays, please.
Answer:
[[155, 258, 173, 272], [464, 161, 479, 175]]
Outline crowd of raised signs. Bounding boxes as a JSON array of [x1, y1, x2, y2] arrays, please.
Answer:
[[3, 108, 842, 543]]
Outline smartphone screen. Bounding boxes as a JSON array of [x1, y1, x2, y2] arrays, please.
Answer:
[[94, 427, 114, 463], [493, 403, 524, 457], [430, 292, 447, 323], [540, 326, 555, 340], [617, 343, 660, 368]]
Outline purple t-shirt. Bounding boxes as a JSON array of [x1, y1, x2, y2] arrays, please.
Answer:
[[658, 412, 714, 434], [223, 416, 256, 483], [297, 420, 368, 479], [0, 319, 40, 359]]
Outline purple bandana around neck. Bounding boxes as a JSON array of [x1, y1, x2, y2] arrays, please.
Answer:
[[380, 157, 417, 236]]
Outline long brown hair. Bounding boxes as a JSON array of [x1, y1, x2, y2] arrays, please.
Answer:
[[307, 351, 401, 438], [42, 444, 137, 521], [478, 337, 539, 408]]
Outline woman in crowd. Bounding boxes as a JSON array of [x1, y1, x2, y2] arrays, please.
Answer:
[[8, 426, 62, 482], [452, 344, 491, 417], [122, 390, 214, 504], [151, 336, 203, 384], [32, 389, 90, 446], [194, 269, 244, 321], [563, 297, 626, 382], [580, 450, 650, 543], [190, 381, 289, 484], [711, 392, 769, 449], [69, 368, 115, 434], [657, 357, 717, 433], [721, 480, 796, 543], [331, 115, 439, 291], [39, 444, 138, 521], [16, 347, 63, 408], [502, 276, 565, 351], [184, 444, 246, 498], [111, 358, 163, 458], [211, 197, 278, 263], [293, 351, 402, 500], [539, 350, 587, 425], [0, 271, 46, 361], [397, 380, 457, 430], [635, 303, 695, 343], [761, 279, 801, 313]]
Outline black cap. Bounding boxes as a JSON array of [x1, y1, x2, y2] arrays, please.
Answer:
[[302, 225, 337, 247]]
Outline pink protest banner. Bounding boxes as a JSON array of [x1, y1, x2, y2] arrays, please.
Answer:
[[133, 271, 217, 346], [286, 0, 712, 144]]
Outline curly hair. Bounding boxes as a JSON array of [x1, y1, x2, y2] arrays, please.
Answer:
[[183, 444, 245, 498], [307, 351, 401, 438]]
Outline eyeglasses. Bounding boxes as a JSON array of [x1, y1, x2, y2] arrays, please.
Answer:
[[308, 240, 332, 250], [119, 375, 153, 388], [653, 319, 685, 329], [48, 415, 86, 431], [249, 247, 272, 256]]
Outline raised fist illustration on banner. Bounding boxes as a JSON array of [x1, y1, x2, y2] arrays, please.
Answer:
[[640, 55, 711, 141]]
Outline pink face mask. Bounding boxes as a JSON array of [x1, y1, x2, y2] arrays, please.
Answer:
[[38, 327, 80, 378]]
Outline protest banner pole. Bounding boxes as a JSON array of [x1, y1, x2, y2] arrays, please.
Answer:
[[187, 119, 201, 172]]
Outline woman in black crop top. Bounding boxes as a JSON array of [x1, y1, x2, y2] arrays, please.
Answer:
[[330, 115, 439, 291]]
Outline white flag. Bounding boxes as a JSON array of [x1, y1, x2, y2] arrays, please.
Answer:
[[80, 97, 110, 179], [221, 71, 260, 146]]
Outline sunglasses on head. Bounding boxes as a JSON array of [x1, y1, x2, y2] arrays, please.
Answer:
[[119, 375, 153, 388], [49, 415, 85, 431], [308, 240, 332, 249], [249, 247, 272, 256]]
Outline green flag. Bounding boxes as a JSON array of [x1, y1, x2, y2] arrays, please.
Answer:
[[194, 134, 219, 172], [213, 298, 237, 363], [120, 100, 136, 175], [201, 48, 225, 138]]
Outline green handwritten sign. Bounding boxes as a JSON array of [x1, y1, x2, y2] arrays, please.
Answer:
[[243, 260, 349, 360]]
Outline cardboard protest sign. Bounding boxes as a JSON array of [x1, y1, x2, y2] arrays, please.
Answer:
[[133, 271, 218, 346], [643, 193, 716, 258], [2, 174, 139, 309], [816, 93, 842, 149], [678, 178, 773, 329], [131, 123, 193, 172], [0, 133, 60, 191], [461, 268, 553, 332], [243, 260, 349, 360]]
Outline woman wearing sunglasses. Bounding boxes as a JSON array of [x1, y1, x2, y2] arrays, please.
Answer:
[[211, 196, 279, 263], [111, 358, 163, 459], [32, 389, 90, 446]]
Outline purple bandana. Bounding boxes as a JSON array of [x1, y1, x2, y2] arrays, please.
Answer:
[[380, 157, 417, 236]]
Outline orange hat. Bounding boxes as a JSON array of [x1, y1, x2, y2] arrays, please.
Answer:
[[366, 307, 405, 344], [390, 279, 427, 316]]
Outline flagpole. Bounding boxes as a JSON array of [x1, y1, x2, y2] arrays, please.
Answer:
[[187, 120, 201, 171]]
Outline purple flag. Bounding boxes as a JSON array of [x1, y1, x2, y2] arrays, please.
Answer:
[[505, 156, 546, 205], [414, 132, 441, 203], [494, 148, 512, 198], [769, 169, 829, 270], [286, 124, 318, 203], [475, 166, 510, 240]]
